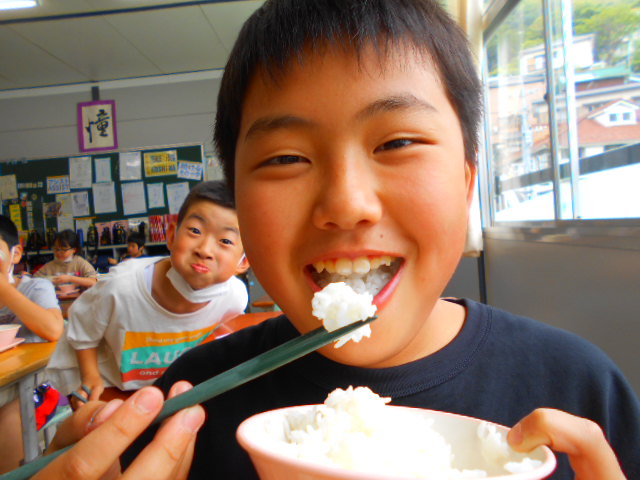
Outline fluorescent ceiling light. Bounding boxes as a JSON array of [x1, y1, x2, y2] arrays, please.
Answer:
[[0, 0, 39, 11]]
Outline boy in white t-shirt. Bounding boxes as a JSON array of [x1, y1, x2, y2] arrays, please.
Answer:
[[45, 180, 249, 405]]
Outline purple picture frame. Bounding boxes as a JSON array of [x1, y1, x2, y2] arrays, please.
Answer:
[[77, 100, 118, 153]]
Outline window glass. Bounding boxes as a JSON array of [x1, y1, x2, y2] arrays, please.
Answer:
[[568, 0, 640, 219], [484, 0, 556, 221], [483, 0, 640, 221]]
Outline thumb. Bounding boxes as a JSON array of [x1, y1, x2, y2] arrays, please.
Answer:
[[508, 408, 626, 480]]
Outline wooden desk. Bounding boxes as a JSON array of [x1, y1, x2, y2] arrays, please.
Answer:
[[0, 342, 57, 463]]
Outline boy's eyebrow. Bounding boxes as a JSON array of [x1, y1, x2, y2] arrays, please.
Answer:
[[356, 94, 438, 120], [244, 115, 313, 141], [222, 225, 240, 235], [244, 94, 438, 141], [185, 213, 240, 235]]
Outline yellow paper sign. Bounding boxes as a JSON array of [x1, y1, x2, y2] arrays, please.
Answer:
[[144, 150, 178, 177], [9, 204, 22, 230]]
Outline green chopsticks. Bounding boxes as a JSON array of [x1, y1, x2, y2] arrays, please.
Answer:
[[1, 316, 377, 480]]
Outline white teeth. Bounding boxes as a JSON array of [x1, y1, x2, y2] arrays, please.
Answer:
[[335, 258, 352, 275], [313, 256, 394, 275], [353, 256, 370, 274], [311, 256, 399, 297]]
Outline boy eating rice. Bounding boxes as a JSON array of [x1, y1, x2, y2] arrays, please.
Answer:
[[34, 1, 638, 479]]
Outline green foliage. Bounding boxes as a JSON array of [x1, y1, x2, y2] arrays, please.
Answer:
[[574, 2, 639, 65]]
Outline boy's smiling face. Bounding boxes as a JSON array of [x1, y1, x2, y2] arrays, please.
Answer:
[[235, 44, 475, 367], [167, 200, 245, 291]]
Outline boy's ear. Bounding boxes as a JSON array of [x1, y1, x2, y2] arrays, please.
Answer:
[[11, 244, 23, 264], [165, 222, 177, 251], [235, 255, 250, 275], [464, 161, 477, 208]]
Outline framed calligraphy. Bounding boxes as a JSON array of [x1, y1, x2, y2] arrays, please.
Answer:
[[77, 100, 118, 153]]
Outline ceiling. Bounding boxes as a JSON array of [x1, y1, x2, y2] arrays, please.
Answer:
[[0, 0, 264, 92]]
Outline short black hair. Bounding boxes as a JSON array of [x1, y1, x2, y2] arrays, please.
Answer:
[[177, 180, 235, 225], [0, 215, 19, 248], [54, 229, 81, 251], [127, 231, 146, 247], [214, 0, 482, 194]]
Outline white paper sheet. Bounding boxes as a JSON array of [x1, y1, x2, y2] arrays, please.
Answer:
[[166, 182, 190, 215], [95, 157, 112, 183], [0, 174, 18, 200], [147, 182, 165, 208], [120, 152, 142, 181], [177, 161, 203, 181], [69, 156, 92, 189], [92, 182, 117, 214], [71, 191, 91, 217], [56, 194, 75, 231], [121, 181, 147, 216]]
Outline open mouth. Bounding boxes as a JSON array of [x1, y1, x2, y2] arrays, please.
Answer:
[[309, 255, 403, 297]]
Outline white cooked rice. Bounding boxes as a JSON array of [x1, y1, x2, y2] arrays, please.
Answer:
[[312, 282, 377, 348], [266, 387, 542, 479]]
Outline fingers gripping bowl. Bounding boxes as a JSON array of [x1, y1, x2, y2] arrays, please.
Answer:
[[237, 387, 556, 480]]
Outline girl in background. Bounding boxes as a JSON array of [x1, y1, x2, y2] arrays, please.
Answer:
[[35, 229, 98, 297]]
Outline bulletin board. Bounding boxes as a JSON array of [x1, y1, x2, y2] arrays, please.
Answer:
[[0, 144, 204, 243]]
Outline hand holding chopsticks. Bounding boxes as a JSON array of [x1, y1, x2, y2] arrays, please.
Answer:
[[0, 316, 378, 480]]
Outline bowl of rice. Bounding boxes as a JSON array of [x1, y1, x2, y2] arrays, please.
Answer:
[[237, 386, 556, 480]]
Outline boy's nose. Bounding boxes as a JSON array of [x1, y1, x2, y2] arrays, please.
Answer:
[[311, 157, 382, 230], [194, 236, 216, 260]]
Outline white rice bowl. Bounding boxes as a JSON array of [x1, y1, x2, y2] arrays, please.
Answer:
[[237, 387, 556, 480]]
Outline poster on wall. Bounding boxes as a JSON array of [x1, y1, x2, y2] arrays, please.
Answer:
[[46, 176, 70, 195], [69, 156, 92, 189], [121, 181, 146, 216], [144, 150, 178, 177], [177, 161, 203, 181], [92, 182, 117, 214], [120, 151, 142, 181], [77, 100, 118, 153], [0, 175, 18, 200]]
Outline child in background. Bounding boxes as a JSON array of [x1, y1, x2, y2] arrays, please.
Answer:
[[108, 231, 146, 265], [45, 180, 249, 405], [29, 1, 637, 478], [35, 229, 98, 297], [0, 214, 64, 473]]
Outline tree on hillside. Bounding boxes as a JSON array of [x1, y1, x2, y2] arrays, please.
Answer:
[[574, 3, 640, 66]]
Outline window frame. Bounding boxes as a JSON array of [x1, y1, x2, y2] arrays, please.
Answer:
[[480, 0, 640, 250]]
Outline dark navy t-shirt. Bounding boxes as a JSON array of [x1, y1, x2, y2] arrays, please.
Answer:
[[123, 299, 640, 479]]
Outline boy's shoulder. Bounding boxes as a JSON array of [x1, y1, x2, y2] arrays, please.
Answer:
[[106, 256, 165, 278], [463, 298, 621, 374]]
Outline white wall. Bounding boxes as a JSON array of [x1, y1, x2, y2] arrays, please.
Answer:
[[0, 73, 222, 162]]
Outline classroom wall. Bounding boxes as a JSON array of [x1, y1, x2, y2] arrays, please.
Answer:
[[0, 73, 222, 163], [482, 236, 640, 395]]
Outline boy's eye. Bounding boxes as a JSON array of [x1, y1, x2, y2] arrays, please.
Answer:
[[263, 155, 307, 166], [188, 227, 201, 235], [374, 138, 415, 152], [220, 238, 234, 246]]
